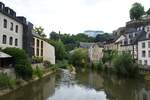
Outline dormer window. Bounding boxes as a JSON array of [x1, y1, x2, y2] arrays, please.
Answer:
[[147, 27, 150, 32], [140, 26, 143, 31], [10, 22, 13, 31], [3, 19, 7, 28]]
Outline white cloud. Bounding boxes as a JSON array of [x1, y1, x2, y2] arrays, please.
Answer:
[[1, 0, 150, 35]]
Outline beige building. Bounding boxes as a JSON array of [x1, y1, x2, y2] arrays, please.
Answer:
[[80, 42, 103, 62], [32, 33, 55, 64], [88, 44, 103, 62]]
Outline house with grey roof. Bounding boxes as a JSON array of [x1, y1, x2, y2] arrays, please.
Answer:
[[138, 25, 150, 67], [80, 42, 103, 62]]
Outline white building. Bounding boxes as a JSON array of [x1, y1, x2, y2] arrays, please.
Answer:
[[84, 30, 104, 37], [0, 3, 23, 49], [138, 25, 150, 67]]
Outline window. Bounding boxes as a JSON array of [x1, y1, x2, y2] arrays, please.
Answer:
[[148, 34, 150, 38], [41, 49, 43, 56], [9, 37, 13, 45], [36, 48, 39, 56], [41, 41, 43, 49], [148, 42, 150, 48], [15, 39, 18, 46], [144, 60, 148, 65], [10, 22, 13, 31], [32, 38, 35, 46], [37, 39, 39, 47], [15, 25, 18, 33], [147, 27, 150, 32], [3, 19, 7, 28], [130, 40, 132, 44], [142, 50, 146, 57], [139, 60, 142, 64], [2, 35, 7, 44], [142, 42, 145, 48]]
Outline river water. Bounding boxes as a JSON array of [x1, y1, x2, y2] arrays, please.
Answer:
[[0, 69, 150, 100]]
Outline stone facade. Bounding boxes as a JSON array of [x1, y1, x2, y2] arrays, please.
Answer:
[[0, 3, 23, 49]]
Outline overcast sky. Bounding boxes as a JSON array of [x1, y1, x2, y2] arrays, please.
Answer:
[[1, 0, 150, 35]]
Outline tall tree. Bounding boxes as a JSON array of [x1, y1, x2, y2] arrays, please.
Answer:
[[34, 26, 47, 38], [50, 31, 60, 40], [129, 2, 145, 20], [55, 40, 66, 60]]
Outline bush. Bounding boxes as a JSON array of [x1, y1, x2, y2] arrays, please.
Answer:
[[3, 48, 33, 80], [43, 60, 52, 68], [113, 53, 139, 77], [69, 48, 88, 67], [91, 61, 103, 71], [102, 50, 118, 64], [32, 56, 43, 63], [55, 60, 69, 69], [33, 66, 43, 79], [0, 73, 16, 89]]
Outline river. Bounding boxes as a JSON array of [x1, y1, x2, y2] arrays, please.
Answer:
[[0, 69, 149, 100]]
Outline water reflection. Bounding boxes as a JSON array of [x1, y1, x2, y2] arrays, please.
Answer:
[[1, 69, 150, 100], [0, 75, 56, 100]]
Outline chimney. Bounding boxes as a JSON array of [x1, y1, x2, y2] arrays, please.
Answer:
[[17, 16, 27, 24], [4, 7, 11, 14], [0, 2, 5, 11]]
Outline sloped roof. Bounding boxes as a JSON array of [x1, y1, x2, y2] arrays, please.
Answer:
[[138, 31, 149, 42], [125, 28, 137, 33], [0, 52, 12, 58], [80, 42, 95, 49], [132, 31, 146, 44]]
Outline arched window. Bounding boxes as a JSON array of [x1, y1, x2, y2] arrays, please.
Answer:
[[2, 35, 7, 44], [3, 19, 7, 28], [9, 37, 13, 45], [15, 25, 18, 33], [15, 39, 18, 46]]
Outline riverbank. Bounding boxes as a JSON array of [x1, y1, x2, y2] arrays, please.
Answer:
[[0, 69, 55, 96]]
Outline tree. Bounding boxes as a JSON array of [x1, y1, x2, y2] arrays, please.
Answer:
[[146, 8, 150, 15], [49, 31, 60, 40], [54, 40, 66, 60], [69, 48, 88, 67], [34, 26, 47, 38], [129, 2, 145, 20], [3, 48, 33, 80], [113, 53, 139, 77]]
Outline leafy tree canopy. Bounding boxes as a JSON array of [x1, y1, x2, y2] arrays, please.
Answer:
[[129, 2, 145, 20], [34, 26, 47, 38]]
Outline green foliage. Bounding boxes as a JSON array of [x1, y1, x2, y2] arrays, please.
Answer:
[[0, 73, 16, 89], [49, 31, 94, 51], [69, 48, 88, 67], [43, 60, 52, 68], [32, 56, 43, 63], [113, 53, 139, 77], [91, 61, 104, 71], [50, 31, 60, 40], [33, 66, 43, 79], [55, 60, 69, 69], [52, 40, 67, 60], [102, 50, 118, 64], [34, 26, 47, 38], [130, 2, 145, 20], [3, 48, 33, 80]]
